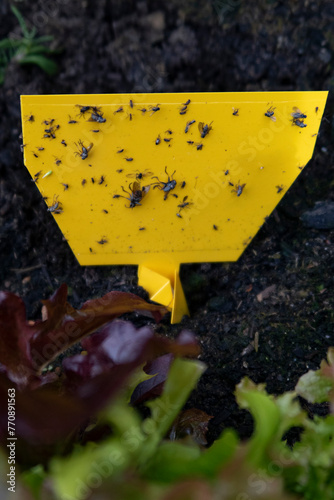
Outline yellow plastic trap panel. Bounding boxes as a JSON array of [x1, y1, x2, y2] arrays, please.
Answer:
[[21, 91, 328, 323]]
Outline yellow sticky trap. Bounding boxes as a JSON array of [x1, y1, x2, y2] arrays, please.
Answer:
[[21, 91, 328, 323]]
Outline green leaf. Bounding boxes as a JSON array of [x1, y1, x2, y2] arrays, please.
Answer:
[[17, 54, 58, 76], [295, 369, 333, 403], [144, 428, 238, 483], [20, 465, 46, 500], [139, 358, 206, 467], [235, 377, 282, 466]]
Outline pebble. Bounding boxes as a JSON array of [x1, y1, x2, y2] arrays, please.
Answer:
[[300, 201, 334, 229]]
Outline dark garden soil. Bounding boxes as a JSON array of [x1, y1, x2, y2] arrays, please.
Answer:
[[1, 0, 334, 446]]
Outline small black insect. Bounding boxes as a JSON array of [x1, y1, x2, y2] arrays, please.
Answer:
[[31, 171, 41, 183], [292, 118, 307, 128], [74, 140, 93, 160], [98, 175, 105, 185], [265, 106, 276, 121], [164, 138, 172, 142], [75, 105, 92, 117], [198, 121, 213, 138], [181, 181, 186, 188], [129, 99, 134, 108], [165, 129, 173, 134], [25, 114, 34, 122], [114, 181, 150, 208], [117, 149, 124, 153], [37, 147, 44, 151], [114, 106, 124, 114], [88, 110, 106, 123], [225, 170, 229, 175], [213, 224, 218, 230], [149, 104, 160, 115], [291, 107, 307, 120], [47, 195, 63, 214], [128, 113, 133, 121], [276, 185, 284, 193], [139, 227, 146, 231], [176, 213, 182, 218], [177, 196, 193, 211], [61, 140, 67, 146], [232, 181, 246, 196], [81, 179, 87, 186], [54, 157, 62, 165], [155, 134, 161, 145], [138, 108, 147, 114], [182, 99, 191, 106], [179, 105, 188, 115], [91, 177, 95, 184], [124, 157, 133, 162], [315, 106, 319, 114], [97, 238, 108, 245], [116, 169, 123, 173], [126, 169, 153, 180], [102, 209, 108, 214], [151, 166, 177, 200], [185, 120, 196, 133], [91, 129, 100, 133], [187, 140, 194, 145], [196, 143, 203, 150], [33, 152, 38, 158], [61, 183, 69, 191], [68, 116, 77, 124], [232, 108, 239, 116]]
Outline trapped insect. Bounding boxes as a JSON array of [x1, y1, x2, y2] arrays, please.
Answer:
[[276, 185, 284, 193], [177, 196, 193, 211], [61, 183, 69, 191], [151, 166, 177, 200], [25, 114, 34, 122], [292, 118, 307, 128], [231, 181, 246, 196], [232, 107, 239, 116], [264, 106, 276, 121], [113, 181, 150, 208], [75, 104, 92, 117], [126, 169, 153, 180], [149, 104, 160, 115], [291, 107, 307, 120], [155, 134, 161, 145], [97, 238, 108, 245], [198, 121, 213, 138], [88, 109, 106, 123], [185, 120, 196, 133], [124, 157, 133, 161], [114, 106, 124, 114], [68, 116, 77, 124], [74, 140, 93, 160], [47, 195, 63, 214], [61, 140, 67, 146]]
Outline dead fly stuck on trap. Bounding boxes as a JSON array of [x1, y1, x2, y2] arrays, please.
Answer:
[[21, 91, 328, 323]]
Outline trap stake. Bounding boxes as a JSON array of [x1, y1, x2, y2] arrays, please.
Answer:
[[21, 91, 328, 323]]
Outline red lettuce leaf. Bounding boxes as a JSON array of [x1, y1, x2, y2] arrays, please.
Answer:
[[0, 284, 168, 387], [131, 353, 174, 405], [1, 320, 199, 465], [63, 321, 200, 406]]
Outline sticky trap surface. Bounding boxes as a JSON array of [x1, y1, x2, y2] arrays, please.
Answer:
[[21, 91, 327, 321]]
